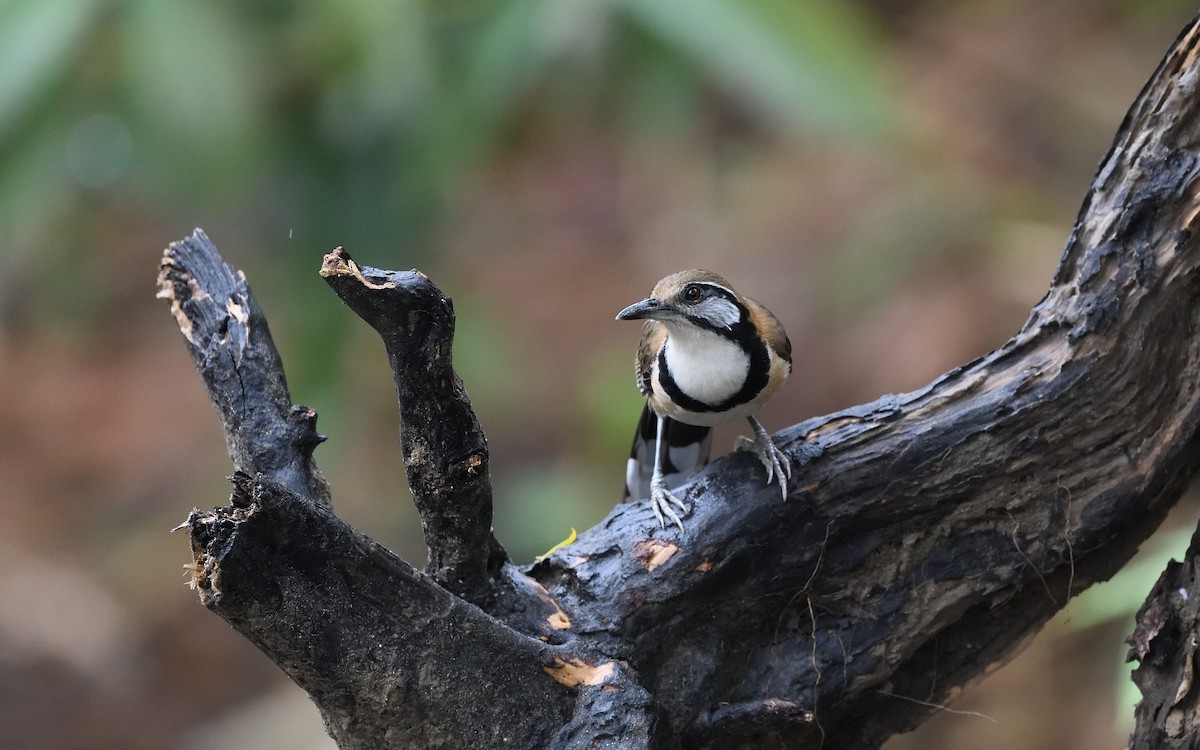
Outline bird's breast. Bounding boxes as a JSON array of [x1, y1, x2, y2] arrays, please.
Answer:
[[660, 331, 749, 408]]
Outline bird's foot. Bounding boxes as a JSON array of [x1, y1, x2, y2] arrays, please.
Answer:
[[649, 479, 690, 530], [736, 429, 792, 499]]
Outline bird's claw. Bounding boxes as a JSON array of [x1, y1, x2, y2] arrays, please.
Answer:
[[736, 433, 792, 499], [650, 481, 690, 530]]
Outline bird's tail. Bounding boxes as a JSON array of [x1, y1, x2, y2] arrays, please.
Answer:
[[624, 403, 712, 501]]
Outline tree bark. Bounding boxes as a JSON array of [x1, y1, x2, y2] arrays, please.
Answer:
[[159, 12, 1200, 750], [1128, 524, 1200, 750]]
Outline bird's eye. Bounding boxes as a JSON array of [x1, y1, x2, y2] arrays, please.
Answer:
[[683, 285, 703, 303]]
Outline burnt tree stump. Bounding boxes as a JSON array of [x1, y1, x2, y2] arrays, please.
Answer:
[[159, 13, 1200, 750]]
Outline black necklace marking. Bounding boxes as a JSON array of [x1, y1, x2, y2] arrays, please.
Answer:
[[655, 305, 771, 413]]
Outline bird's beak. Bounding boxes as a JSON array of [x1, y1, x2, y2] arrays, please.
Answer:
[[616, 297, 669, 321]]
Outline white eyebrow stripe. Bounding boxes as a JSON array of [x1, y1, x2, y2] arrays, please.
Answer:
[[700, 283, 735, 298]]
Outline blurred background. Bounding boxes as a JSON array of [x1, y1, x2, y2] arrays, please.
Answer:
[[2, 0, 1199, 747]]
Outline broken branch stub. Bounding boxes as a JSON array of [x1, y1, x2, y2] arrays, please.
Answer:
[[157, 228, 330, 506], [319, 248, 506, 600]]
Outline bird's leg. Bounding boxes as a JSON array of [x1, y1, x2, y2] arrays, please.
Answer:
[[650, 415, 690, 529], [736, 416, 791, 498]]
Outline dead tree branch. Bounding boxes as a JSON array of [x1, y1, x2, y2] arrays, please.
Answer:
[[160, 12, 1200, 750], [158, 235, 330, 507], [318, 252, 505, 601]]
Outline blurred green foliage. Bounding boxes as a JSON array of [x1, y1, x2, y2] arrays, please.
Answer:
[[0, 0, 895, 540], [0, 0, 889, 269]]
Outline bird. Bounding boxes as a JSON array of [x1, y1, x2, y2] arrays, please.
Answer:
[[616, 269, 792, 529]]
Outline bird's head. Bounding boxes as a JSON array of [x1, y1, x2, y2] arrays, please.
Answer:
[[616, 269, 743, 331]]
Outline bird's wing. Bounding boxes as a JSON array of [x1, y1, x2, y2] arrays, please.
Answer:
[[624, 403, 713, 501], [634, 322, 666, 397], [745, 295, 792, 365]]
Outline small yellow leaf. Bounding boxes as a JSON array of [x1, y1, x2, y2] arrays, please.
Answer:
[[536, 528, 577, 562]]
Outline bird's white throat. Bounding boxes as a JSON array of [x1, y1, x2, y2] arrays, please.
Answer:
[[662, 327, 749, 405]]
